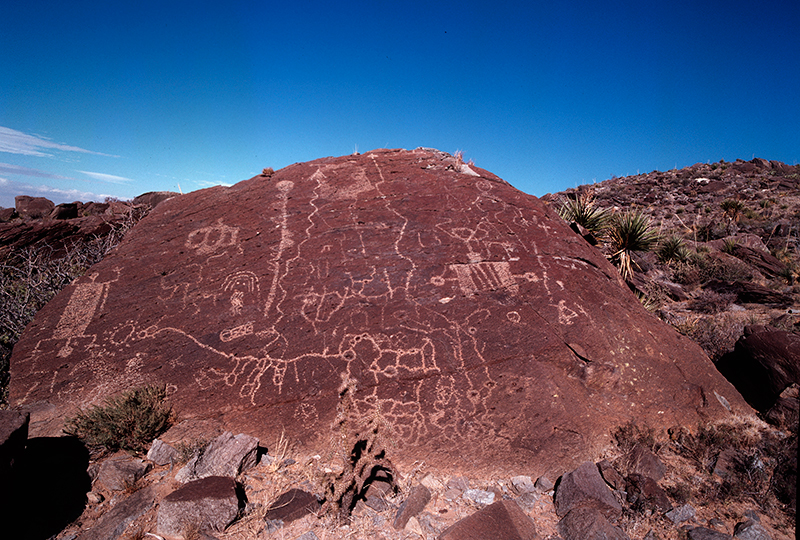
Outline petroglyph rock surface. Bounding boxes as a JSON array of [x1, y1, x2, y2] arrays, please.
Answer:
[[9, 148, 750, 475]]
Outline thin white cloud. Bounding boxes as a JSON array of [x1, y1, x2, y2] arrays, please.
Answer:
[[78, 170, 134, 184], [0, 178, 117, 208], [0, 162, 74, 180], [195, 180, 234, 188], [0, 126, 119, 157]]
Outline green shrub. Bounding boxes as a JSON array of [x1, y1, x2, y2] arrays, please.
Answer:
[[63, 384, 173, 454], [721, 199, 745, 220]]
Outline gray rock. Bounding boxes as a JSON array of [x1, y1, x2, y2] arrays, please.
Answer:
[[734, 519, 772, 540], [146, 438, 181, 465], [535, 475, 554, 491], [440, 500, 538, 540], [296, 533, 319, 540], [510, 475, 536, 494], [666, 503, 697, 524], [393, 484, 431, 529], [77, 485, 156, 540], [558, 506, 631, 540], [94, 453, 152, 492], [157, 476, 240, 536], [175, 431, 259, 482], [463, 488, 495, 507], [554, 461, 622, 519], [687, 526, 732, 540]]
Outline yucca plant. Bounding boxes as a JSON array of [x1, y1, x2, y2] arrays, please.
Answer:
[[657, 235, 690, 263], [558, 191, 611, 237], [607, 210, 659, 280]]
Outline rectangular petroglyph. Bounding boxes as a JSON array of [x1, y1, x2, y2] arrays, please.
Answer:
[[53, 282, 106, 339], [449, 261, 518, 295]]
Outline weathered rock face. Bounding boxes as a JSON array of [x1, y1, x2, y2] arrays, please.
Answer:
[[9, 148, 750, 475]]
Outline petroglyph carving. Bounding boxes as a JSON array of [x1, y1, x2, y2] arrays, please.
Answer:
[[186, 219, 239, 254], [220, 321, 254, 343], [449, 261, 518, 295]]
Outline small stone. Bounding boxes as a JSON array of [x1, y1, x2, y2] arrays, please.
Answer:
[[86, 491, 104, 505], [447, 476, 469, 490], [734, 519, 772, 540], [295, 533, 319, 540], [420, 474, 444, 491], [687, 526, 731, 540], [534, 475, 554, 491], [510, 475, 536, 494], [598, 460, 625, 490], [463, 489, 495, 507], [146, 438, 180, 466], [515, 491, 539, 511], [393, 484, 431, 530], [666, 503, 696, 525]]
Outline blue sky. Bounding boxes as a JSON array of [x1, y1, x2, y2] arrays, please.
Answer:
[[1, 1, 798, 208]]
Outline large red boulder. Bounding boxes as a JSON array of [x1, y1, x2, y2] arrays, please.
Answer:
[[9, 148, 751, 476]]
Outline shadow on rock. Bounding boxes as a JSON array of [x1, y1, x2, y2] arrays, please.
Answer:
[[1, 436, 90, 539]]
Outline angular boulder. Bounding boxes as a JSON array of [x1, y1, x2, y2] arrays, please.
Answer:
[[15, 195, 54, 219], [9, 148, 751, 475], [157, 476, 240, 536], [439, 499, 538, 540], [554, 461, 621, 519]]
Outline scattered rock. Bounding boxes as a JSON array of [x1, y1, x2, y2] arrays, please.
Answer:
[[686, 526, 732, 540], [393, 484, 431, 529], [557, 506, 630, 540], [534, 475, 554, 492], [554, 462, 622, 520], [625, 473, 672, 512], [157, 476, 240, 537], [77, 485, 156, 540], [624, 444, 666, 481], [463, 488, 495, 507], [510, 475, 536, 494], [175, 431, 259, 483], [93, 452, 152, 492], [734, 519, 772, 540], [146, 438, 181, 465], [439, 500, 538, 540], [597, 459, 625, 490], [666, 503, 696, 525]]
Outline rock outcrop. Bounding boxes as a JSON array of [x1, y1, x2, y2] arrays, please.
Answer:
[[9, 148, 750, 476]]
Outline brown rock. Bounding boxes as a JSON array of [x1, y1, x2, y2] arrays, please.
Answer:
[[554, 461, 622, 520], [597, 460, 625, 490], [8, 148, 751, 476], [175, 431, 259, 483], [624, 444, 666, 481], [157, 476, 240, 536], [705, 280, 793, 308], [557, 506, 630, 540], [764, 384, 799, 429], [15, 195, 54, 219], [264, 488, 320, 523], [439, 499, 538, 540], [132, 191, 180, 209], [50, 202, 78, 220], [0, 207, 17, 222], [94, 452, 152, 492], [78, 485, 157, 540], [394, 484, 431, 529], [625, 473, 671, 512], [716, 330, 800, 412]]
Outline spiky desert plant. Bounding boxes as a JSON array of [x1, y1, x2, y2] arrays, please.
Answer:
[[721, 199, 745, 221], [657, 235, 690, 263], [63, 384, 173, 455], [607, 210, 659, 280], [557, 191, 611, 237]]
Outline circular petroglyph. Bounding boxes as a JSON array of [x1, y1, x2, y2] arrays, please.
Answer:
[[506, 311, 521, 323]]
